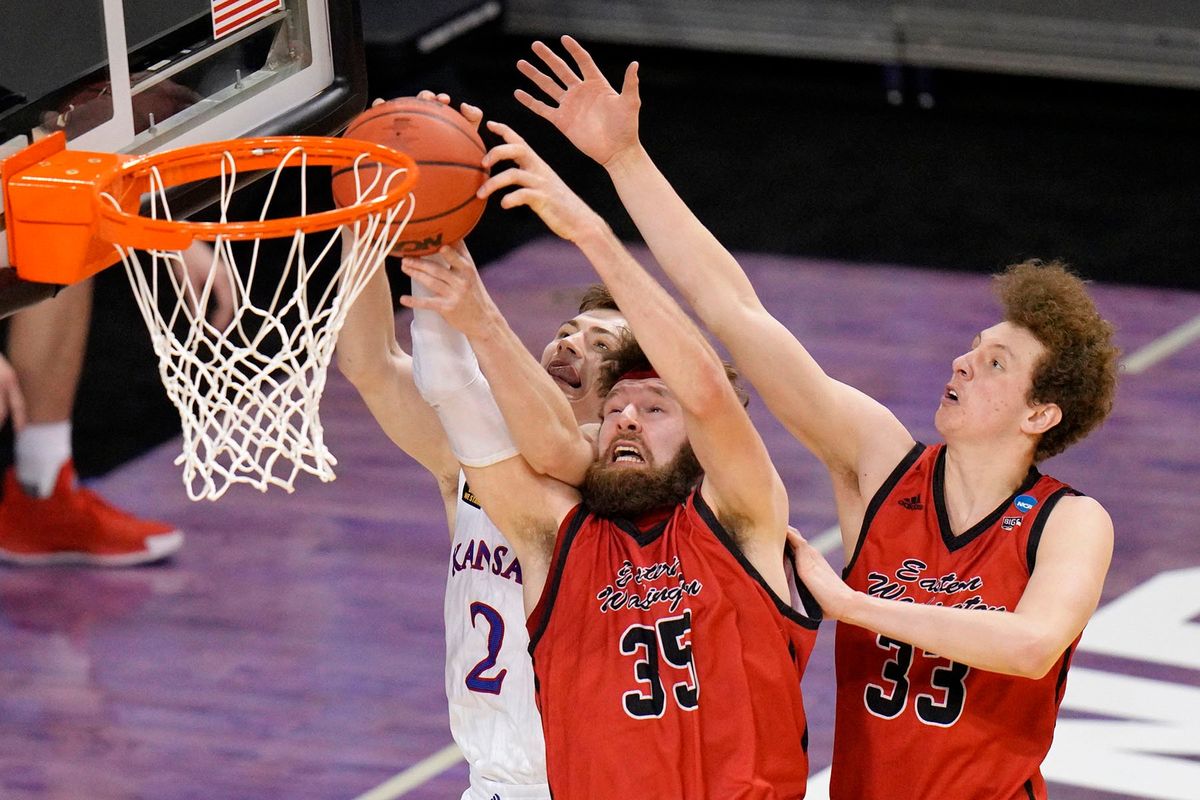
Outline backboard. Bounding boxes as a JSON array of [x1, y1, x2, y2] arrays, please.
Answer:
[[0, 0, 367, 315]]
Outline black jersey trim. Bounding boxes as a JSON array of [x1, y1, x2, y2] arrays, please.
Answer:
[[693, 491, 821, 630], [527, 505, 590, 655], [1055, 642, 1076, 705], [785, 539, 824, 623], [1023, 780, 1036, 800], [613, 513, 672, 547], [842, 442, 926, 578], [1025, 486, 1082, 575], [935, 448, 1042, 553], [459, 480, 481, 509]]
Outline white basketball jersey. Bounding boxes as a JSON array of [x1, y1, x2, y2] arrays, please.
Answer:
[[445, 472, 548, 796]]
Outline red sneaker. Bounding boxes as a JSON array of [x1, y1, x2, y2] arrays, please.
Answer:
[[0, 460, 183, 566]]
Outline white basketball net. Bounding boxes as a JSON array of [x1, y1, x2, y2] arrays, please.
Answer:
[[103, 144, 414, 501]]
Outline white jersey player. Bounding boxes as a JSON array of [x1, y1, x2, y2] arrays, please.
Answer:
[[337, 174, 625, 797], [444, 472, 545, 798]]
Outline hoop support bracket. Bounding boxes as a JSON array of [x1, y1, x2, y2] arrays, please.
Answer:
[[2, 132, 128, 284]]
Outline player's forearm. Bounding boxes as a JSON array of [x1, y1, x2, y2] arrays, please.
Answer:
[[604, 145, 762, 333], [336, 266, 401, 387], [468, 306, 595, 484], [841, 591, 1073, 679], [572, 219, 733, 417], [603, 145, 890, 471], [335, 272, 453, 477]]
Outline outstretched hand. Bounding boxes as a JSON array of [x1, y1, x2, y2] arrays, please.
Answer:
[[477, 120, 603, 243], [515, 35, 641, 167], [398, 241, 495, 338], [381, 91, 484, 132], [787, 527, 855, 621]]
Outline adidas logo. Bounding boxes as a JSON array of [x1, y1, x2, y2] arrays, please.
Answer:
[[898, 495, 923, 511]]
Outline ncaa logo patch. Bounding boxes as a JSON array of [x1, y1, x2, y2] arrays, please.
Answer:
[[1014, 494, 1038, 513]]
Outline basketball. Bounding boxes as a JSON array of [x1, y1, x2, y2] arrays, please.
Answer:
[[332, 96, 488, 256]]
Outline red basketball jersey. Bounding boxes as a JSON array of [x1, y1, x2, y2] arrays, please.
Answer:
[[528, 490, 820, 800], [834, 443, 1081, 800]]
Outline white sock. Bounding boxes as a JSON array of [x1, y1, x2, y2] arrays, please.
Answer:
[[15, 421, 73, 498]]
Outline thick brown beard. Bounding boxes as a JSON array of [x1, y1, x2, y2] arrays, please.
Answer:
[[582, 443, 703, 519]]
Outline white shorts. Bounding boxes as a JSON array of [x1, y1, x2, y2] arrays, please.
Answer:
[[460, 770, 551, 800]]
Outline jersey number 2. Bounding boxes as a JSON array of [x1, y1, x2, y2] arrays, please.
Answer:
[[865, 635, 969, 726], [465, 602, 507, 695], [619, 611, 699, 719]]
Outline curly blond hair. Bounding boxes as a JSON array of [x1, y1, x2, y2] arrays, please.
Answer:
[[994, 260, 1120, 461]]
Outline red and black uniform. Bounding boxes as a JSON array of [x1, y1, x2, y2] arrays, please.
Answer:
[[834, 443, 1081, 800], [528, 490, 820, 800]]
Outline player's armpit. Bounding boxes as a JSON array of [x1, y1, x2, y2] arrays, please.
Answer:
[[691, 403, 792, 602], [463, 457, 581, 607]]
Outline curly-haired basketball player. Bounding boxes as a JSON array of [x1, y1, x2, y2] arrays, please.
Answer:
[[404, 121, 820, 799], [515, 36, 1120, 800]]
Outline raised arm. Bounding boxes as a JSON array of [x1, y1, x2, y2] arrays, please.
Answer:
[[399, 242, 597, 485], [478, 122, 790, 589], [334, 249, 459, 500], [405, 258, 581, 609], [790, 495, 1113, 676], [515, 37, 915, 506]]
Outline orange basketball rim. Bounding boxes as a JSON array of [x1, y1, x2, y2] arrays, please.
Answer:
[[2, 131, 418, 285], [2, 131, 421, 501]]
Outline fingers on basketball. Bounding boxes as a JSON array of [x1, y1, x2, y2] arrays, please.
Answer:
[[332, 96, 489, 257]]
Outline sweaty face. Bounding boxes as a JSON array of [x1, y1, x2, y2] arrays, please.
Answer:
[[583, 378, 700, 517], [935, 321, 1048, 444], [540, 308, 626, 423]]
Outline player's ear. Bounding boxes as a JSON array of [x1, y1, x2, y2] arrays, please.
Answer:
[[1022, 402, 1061, 436]]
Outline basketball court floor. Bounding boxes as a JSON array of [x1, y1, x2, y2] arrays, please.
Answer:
[[0, 238, 1196, 800]]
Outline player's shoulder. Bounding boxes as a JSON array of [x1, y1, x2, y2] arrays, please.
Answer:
[[1037, 492, 1113, 559], [1046, 491, 1111, 529]]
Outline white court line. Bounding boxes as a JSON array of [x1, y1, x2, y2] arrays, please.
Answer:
[[351, 743, 463, 800], [362, 306, 1200, 799], [1121, 313, 1200, 374], [808, 524, 843, 555]]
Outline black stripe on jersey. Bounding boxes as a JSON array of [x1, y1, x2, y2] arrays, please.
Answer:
[[842, 442, 926, 579], [694, 491, 821, 630], [1055, 643, 1075, 705], [1024, 486, 1082, 574], [460, 481, 481, 509], [935, 447, 1041, 553], [785, 539, 823, 621], [613, 515, 672, 547], [527, 505, 590, 655], [1023, 779, 1036, 800]]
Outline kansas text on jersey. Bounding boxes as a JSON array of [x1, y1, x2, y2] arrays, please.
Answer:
[[446, 473, 548, 795]]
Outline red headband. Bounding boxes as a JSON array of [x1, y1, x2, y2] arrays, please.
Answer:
[[617, 368, 660, 382]]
